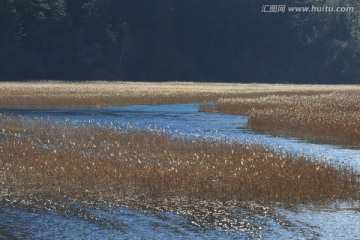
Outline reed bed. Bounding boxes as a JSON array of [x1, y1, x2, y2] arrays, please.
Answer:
[[0, 81, 358, 108], [199, 90, 360, 148], [0, 116, 358, 205]]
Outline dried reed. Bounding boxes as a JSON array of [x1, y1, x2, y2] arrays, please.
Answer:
[[200, 91, 360, 148], [1, 81, 358, 108], [0, 116, 358, 205]]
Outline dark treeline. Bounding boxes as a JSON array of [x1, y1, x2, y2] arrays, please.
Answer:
[[1, 0, 360, 83]]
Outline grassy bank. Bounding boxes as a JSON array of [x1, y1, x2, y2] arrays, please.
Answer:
[[199, 90, 360, 148], [0, 116, 358, 205]]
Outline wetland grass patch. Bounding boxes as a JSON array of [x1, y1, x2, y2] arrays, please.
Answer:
[[199, 91, 360, 148], [1, 81, 357, 108], [0, 116, 358, 206]]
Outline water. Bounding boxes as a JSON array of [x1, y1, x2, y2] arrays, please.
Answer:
[[0, 203, 234, 239], [0, 104, 359, 239]]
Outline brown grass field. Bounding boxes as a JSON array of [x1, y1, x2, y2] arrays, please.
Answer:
[[0, 81, 357, 108], [0, 116, 358, 205], [2, 81, 360, 147], [198, 88, 360, 148], [0, 81, 359, 206], [1, 82, 359, 147]]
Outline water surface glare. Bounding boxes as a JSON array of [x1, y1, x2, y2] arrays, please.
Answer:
[[0, 104, 359, 239]]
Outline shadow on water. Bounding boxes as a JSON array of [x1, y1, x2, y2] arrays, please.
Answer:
[[0, 104, 359, 239]]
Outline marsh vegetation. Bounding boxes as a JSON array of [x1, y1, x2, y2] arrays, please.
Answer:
[[199, 89, 360, 148], [0, 116, 358, 206], [1, 82, 359, 238], [0, 81, 357, 108]]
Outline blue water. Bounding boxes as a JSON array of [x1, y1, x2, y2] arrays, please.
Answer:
[[0, 204, 238, 240], [0, 104, 359, 239]]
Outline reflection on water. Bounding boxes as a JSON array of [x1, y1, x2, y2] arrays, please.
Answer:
[[0, 104, 359, 239], [1, 196, 359, 239]]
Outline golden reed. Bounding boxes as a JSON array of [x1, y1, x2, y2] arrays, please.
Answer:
[[1, 116, 358, 205], [199, 91, 360, 148]]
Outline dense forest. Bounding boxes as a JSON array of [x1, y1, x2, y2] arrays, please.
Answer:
[[0, 0, 359, 83]]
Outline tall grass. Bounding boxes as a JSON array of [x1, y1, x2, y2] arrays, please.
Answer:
[[0, 116, 358, 205], [199, 91, 360, 148], [1, 81, 357, 108]]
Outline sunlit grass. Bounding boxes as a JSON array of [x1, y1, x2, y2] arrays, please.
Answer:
[[0, 116, 358, 205], [199, 91, 360, 148], [0, 81, 358, 108]]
